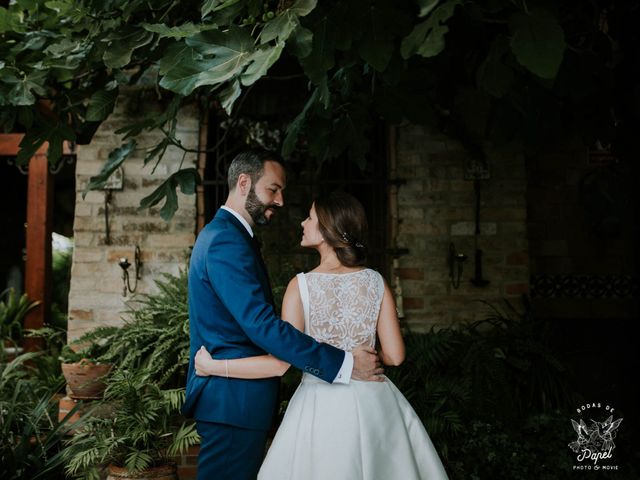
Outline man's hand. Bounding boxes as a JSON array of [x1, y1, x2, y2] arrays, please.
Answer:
[[351, 345, 384, 382]]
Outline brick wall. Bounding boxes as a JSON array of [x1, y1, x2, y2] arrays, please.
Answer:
[[67, 93, 198, 341], [394, 125, 529, 330], [527, 144, 638, 319]]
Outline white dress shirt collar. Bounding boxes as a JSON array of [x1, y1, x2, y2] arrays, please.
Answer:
[[221, 205, 254, 237]]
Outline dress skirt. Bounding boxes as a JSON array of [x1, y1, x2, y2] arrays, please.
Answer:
[[258, 374, 449, 480]]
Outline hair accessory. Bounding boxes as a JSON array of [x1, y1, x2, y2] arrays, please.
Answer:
[[341, 231, 365, 249]]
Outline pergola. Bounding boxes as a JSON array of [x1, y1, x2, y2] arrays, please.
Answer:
[[0, 133, 74, 351]]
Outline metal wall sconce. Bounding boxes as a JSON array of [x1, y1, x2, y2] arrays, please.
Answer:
[[118, 245, 142, 297], [448, 242, 467, 289], [101, 167, 124, 245]]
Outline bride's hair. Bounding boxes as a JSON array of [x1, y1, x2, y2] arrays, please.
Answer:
[[314, 192, 368, 267]]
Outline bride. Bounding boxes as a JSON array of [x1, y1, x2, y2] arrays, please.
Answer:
[[195, 191, 448, 480]]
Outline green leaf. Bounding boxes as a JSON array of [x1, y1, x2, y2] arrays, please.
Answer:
[[509, 8, 565, 79], [86, 88, 119, 122], [16, 117, 76, 166], [260, 0, 316, 44], [7, 70, 47, 106], [327, 102, 370, 168], [241, 43, 284, 86], [0, 6, 25, 33], [44, 1, 74, 15], [158, 42, 199, 76], [282, 88, 319, 157], [17, 106, 34, 128], [115, 97, 181, 139], [142, 22, 216, 39], [417, 0, 441, 18], [160, 26, 255, 94], [288, 25, 313, 59], [103, 29, 154, 69], [400, 0, 461, 59], [159, 55, 218, 96], [205, 0, 246, 24], [476, 35, 513, 98], [217, 79, 241, 114], [261, 13, 300, 45], [202, 0, 242, 18], [357, 2, 402, 72], [143, 137, 170, 166], [84, 140, 137, 195], [187, 25, 254, 58], [298, 14, 336, 85], [138, 168, 199, 221], [287, 0, 317, 17], [124, 451, 152, 473]]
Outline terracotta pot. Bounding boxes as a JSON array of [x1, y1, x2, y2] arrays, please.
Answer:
[[61, 360, 112, 400], [106, 463, 178, 480]]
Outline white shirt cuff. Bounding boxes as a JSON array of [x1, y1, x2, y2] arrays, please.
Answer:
[[333, 352, 353, 384]]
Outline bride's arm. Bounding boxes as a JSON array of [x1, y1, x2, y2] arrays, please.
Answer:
[[195, 349, 289, 378], [195, 277, 305, 379], [376, 280, 406, 366]]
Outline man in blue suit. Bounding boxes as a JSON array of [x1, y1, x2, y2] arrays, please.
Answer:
[[184, 149, 381, 479]]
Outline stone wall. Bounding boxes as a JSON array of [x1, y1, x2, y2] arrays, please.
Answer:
[[67, 94, 198, 341], [393, 125, 529, 330]]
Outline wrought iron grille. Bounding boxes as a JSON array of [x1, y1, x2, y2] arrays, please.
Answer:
[[199, 110, 390, 303]]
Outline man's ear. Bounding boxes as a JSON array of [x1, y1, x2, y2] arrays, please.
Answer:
[[237, 173, 252, 195]]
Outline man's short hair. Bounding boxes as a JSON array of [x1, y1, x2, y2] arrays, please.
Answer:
[[227, 149, 283, 191]]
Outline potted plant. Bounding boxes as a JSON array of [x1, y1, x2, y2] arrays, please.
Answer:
[[59, 333, 115, 400], [0, 288, 39, 361], [63, 367, 198, 480], [62, 271, 197, 479]]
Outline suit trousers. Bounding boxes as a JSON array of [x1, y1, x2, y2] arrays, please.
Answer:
[[195, 420, 268, 480]]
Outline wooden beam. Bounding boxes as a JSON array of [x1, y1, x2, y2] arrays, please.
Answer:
[[23, 152, 53, 352], [0, 133, 74, 156], [1, 133, 74, 351], [0, 134, 45, 156]]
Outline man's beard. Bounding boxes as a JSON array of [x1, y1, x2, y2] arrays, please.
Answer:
[[245, 186, 279, 225]]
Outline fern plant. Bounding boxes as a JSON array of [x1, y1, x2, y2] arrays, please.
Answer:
[[63, 368, 198, 479], [62, 271, 197, 479], [71, 271, 190, 388], [457, 298, 579, 421], [386, 296, 579, 463]]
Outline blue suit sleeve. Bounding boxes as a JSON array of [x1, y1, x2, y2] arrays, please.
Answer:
[[205, 229, 345, 383]]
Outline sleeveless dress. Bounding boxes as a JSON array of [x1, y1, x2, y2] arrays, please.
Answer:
[[258, 269, 449, 480]]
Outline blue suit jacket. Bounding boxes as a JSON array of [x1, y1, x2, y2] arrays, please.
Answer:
[[183, 208, 345, 430]]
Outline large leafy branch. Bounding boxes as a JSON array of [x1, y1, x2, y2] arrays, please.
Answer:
[[0, 0, 623, 218]]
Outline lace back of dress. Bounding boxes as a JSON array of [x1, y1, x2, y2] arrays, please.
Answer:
[[304, 269, 384, 352]]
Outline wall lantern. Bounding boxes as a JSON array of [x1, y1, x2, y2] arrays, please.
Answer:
[[448, 242, 467, 289], [118, 245, 142, 297]]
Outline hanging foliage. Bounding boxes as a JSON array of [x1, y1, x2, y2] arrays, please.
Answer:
[[0, 0, 630, 218]]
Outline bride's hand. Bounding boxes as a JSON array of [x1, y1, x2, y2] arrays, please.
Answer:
[[195, 346, 214, 376]]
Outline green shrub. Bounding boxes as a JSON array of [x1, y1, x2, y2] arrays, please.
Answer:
[[0, 288, 39, 357], [0, 352, 81, 480]]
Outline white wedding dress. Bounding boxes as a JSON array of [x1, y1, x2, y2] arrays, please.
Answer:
[[258, 269, 449, 480]]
